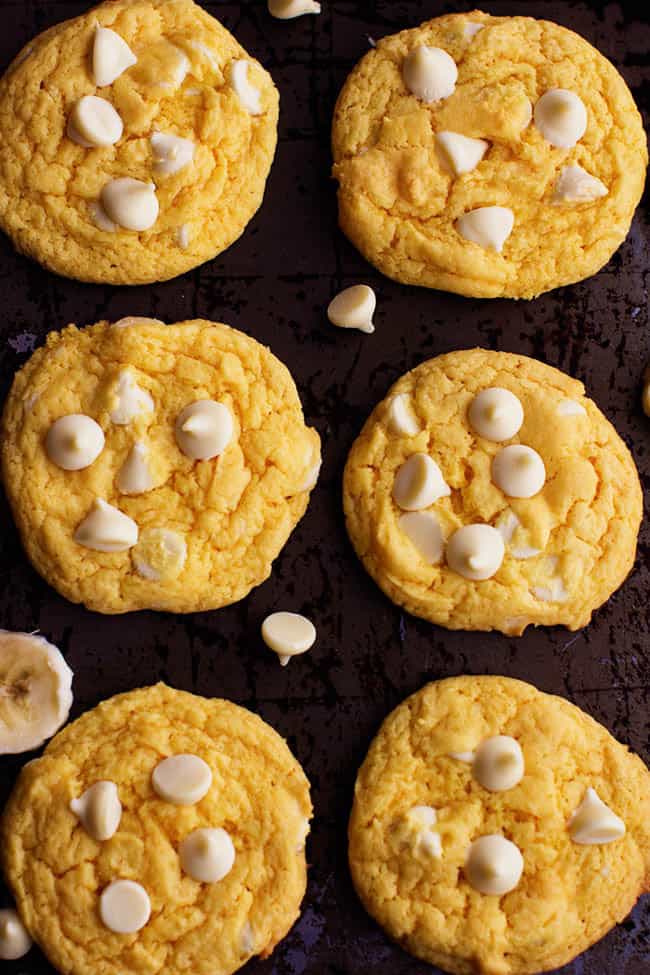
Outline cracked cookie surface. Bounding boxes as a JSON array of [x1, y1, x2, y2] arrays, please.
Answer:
[[331, 11, 647, 299], [0, 0, 278, 284], [349, 675, 650, 975], [1, 318, 320, 614], [1, 683, 312, 975], [343, 349, 641, 634]]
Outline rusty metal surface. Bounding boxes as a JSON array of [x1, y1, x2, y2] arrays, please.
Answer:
[[0, 1, 648, 973]]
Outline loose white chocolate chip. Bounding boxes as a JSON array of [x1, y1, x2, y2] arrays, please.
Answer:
[[449, 751, 475, 763], [68, 95, 123, 147], [435, 131, 489, 176], [399, 511, 444, 565], [473, 736, 524, 792], [553, 164, 607, 203], [175, 400, 234, 460], [101, 178, 159, 232], [392, 453, 450, 511], [177, 224, 191, 249], [463, 22, 485, 40], [132, 528, 187, 581], [229, 60, 262, 115], [387, 394, 420, 436], [327, 285, 376, 333], [262, 611, 316, 666], [268, 0, 321, 18], [70, 781, 122, 841], [179, 827, 235, 883], [93, 26, 137, 87], [446, 524, 505, 581], [46, 414, 105, 471], [117, 442, 154, 495], [152, 754, 212, 805], [457, 206, 514, 252], [89, 200, 117, 232], [468, 388, 523, 441], [492, 445, 546, 498], [110, 370, 154, 425], [569, 788, 625, 845], [0, 909, 32, 960], [465, 835, 523, 895], [534, 89, 587, 149], [403, 46, 457, 104], [99, 880, 150, 934], [151, 131, 195, 176], [557, 398, 587, 416], [74, 499, 138, 552]]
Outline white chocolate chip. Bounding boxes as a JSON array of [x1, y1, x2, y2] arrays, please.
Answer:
[[457, 206, 514, 252], [268, 0, 321, 18], [392, 453, 450, 511], [435, 131, 489, 176], [89, 200, 117, 232], [446, 524, 504, 581], [262, 611, 316, 666], [327, 285, 376, 333], [0, 909, 32, 961], [511, 544, 541, 560], [99, 880, 150, 934], [295, 814, 311, 852], [240, 920, 255, 955], [179, 827, 235, 882], [407, 805, 436, 827], [492, 445, 546, 498], [101, 178, 159, 232], [117, 443, 154, 495], [406, 806, 442, 858], [152, 754, 212, 805], [74, 499, 138, 552], [553, 164, 607, 203], [300, 456, 321, 492], [494, 509, 520, 544], [557, 398, 587, 416], [534, 89, 587, 149], [463, 22, 485, 40], [468, 388, 523, 441], [132, 528, 187, 581], [176, 224, 191, 249], [387, 394, 420, 436], [151, 131, 195, 176], [45, 414, 105, 471], [399, 511, 444, 565], [403, 46, 457, 104], [448, 750, 475, 763], [68, 95, 123, 147], [569, 788, 625, 845], [187, 40, 220, 69], [464, 835, 523, 895], [110, 370, 154, 425], [175, 400, 233, 461], [170, 48, 190, 87], [473, 736, 524, 792], [419, 830, 443, 858], [70, 781, 122, 841], [93, 26, 137, 87], [531, 578, 568, 603], [229, 60, 262, 115]]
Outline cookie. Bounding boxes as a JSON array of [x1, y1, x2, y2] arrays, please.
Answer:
[[1, 318, 320, 614], [0, 0, 278, 284], [343, 349, 641, 634], [349, 675, 650, 975], [331, 11, 647, 299], [2, 683, 312, 975]]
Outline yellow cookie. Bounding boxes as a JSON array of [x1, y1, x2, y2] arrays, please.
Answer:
[[1, 318, 320, 614], [332, 11, 647, 299], [349, 675, 650, 975], [343, 349, 641, 634], [2, 683, 312, 975], [0, 0, 278, 284]]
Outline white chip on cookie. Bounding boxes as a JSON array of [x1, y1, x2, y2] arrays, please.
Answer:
[[151, 131, 195, 176], [468, 388, 523, 441], [456, 206, 514, 252], [569, 787, 625, 845], [392, 453, 450, 511], [110, 370, 154, 425], [70, 781, 122, 841], [406, 805, 442, 858], [472, 736, 524, 792], [327, 285, 376, 333], [68, 95, 123, 148], [534, 89, 587, 149], [553, 164, 607, 203], [152, 754, 212, 805], [262, 611, 316, 666], [464, 834, 523, 895], [179, 827, 236, 882], [99, 880, 150, 934], [175, 400, 233, 460], [387, 394, 420, 436], [557, 398, 587, 416], [492, 444, 546, 498], [435, 131, 489, 176], [446, 524, 504, 581], [399, 511, 444, 564], [132, 528, 187, 581], [100, 178, 159, 232], [117, 442, 154, 495], [45, 414, 105, 471], [229, 59, 262, 115], [74, 499, 138, 552], [93, 26, 137, 87], [402, 46, 457, 103]]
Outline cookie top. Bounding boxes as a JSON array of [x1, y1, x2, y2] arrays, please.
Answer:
[[0, 0, 278, 284], [1, 318, 320, 614], [2, 683, 312, 975], [349, 675, 650, 975], [331, 11, 647, 299], [343, 349, 641, 634]]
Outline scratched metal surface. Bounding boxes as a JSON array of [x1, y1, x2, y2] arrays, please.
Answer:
[[0, 1, 648, 973]]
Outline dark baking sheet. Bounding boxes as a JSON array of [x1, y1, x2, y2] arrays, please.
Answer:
[[0, 1, 648, 973]]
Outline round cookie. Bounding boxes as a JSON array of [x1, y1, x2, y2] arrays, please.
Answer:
[[1, 683, 312, 975], [343, 349, 641, 634], [1, 318, 320, 614], [0, 0, 278, 284], [349, 675, 650, 975], [331, 11, 647, 299]]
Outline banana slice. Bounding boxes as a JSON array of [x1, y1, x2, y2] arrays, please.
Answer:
[[0, 631, 73, 754]]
